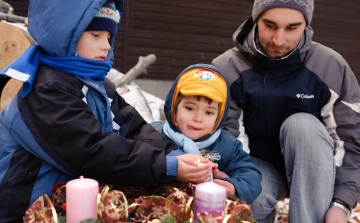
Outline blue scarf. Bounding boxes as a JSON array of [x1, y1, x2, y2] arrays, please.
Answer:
[[0, 45, 112, 98], [163, 121, 221, 155]]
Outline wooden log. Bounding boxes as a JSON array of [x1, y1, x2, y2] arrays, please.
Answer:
[[0, 12, 27, 24], [111, 54, 157, 88], [0, 78, 22, 111], [0, 22, 34, 71], [0, 22, 34, 112]]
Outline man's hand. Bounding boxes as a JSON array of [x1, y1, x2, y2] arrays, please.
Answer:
[[175, 154, 217, 184], [213, 179, 235, 195], [325, 206, 348, 223]]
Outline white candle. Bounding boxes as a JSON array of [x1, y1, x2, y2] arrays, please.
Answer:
[[197, 158, 213, 182], [66, 176, 99, 223], [194, 181, 226, 221]]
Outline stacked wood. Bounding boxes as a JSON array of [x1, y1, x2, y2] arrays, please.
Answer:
[[0, 21, 34, 111], [0, 12, 27, 24], [110, 54, 156, 88]]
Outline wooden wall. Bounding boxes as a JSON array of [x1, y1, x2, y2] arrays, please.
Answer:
[[5, 0, 360, 83]]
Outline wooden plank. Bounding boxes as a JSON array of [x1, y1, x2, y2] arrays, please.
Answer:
[[128, 46, 222, 60], [314, 0, 360, 10], [129, 11, 242, 31], [127, 37, 232, 53], [132, 0, 253, 14], [5, 0, 360, 83], [126, 55, 212, 68], [129, 28, 233, 45], [129, 19, 237, 38], [5, 0, 28, 16]]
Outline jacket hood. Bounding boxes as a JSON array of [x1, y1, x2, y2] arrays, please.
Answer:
[[233, 17, 314, 59], [164, 64, 230, 140], [27, 0, 124, 61]]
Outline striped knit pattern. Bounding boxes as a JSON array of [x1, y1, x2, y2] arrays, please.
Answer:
[[85, 1, 120, 36]]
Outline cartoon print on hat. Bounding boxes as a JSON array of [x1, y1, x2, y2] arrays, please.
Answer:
[[193, 70, 216, 81]]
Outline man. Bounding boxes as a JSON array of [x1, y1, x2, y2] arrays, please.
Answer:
[[212, 0, 360, 222]]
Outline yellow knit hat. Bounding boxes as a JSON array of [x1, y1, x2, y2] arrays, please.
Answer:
[[173, 67, 228, 123]]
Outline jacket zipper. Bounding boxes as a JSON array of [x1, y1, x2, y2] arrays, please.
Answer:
[[263, 60, 271, 136]]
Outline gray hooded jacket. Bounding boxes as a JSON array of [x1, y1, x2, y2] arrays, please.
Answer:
[[212, 17, 360, 208]]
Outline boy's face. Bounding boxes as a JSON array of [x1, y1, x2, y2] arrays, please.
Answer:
[[257, 7, 306, 58], [76, 31, 111, 60], [176, 96, 219, 140]]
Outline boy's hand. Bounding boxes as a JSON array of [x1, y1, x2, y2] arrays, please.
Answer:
[[213, 170, 229, 179], [213, 179, 235, 195], [175, 154, 216, 183]]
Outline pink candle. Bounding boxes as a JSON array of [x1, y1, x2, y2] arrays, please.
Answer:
[[66, 176, 99, 223], [194, 181, 226, 221]]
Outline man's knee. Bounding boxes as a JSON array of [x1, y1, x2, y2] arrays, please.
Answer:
[[280, 113, 326, 138], [282, 112, 319, 129], [252, 192, 278, 221]]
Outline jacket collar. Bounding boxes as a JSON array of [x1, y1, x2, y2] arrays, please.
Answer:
[[252, 49, 303, 78]]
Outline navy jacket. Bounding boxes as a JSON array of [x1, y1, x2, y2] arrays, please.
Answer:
[[152, 64, 262, 204], [0, 1, 176, 221], [212, 17, 360, 208]]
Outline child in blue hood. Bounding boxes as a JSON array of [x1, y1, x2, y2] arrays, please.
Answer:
[[0, 1, 214, 221], [151, 64, 262, 203]]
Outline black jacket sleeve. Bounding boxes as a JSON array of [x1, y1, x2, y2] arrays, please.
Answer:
[[20, 65, 176, 187]]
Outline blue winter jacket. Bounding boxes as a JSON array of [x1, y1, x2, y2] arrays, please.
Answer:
[[151, 64, 262, 204], [0, 1, 177, 222]]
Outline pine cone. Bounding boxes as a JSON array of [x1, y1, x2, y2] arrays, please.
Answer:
[[50, 182, 67, 213]]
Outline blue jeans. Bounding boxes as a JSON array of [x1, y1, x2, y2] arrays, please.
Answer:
[[251, 113, 335, 223]]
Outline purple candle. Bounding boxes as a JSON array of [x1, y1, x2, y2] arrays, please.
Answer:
[[194, 181, 226, 221]]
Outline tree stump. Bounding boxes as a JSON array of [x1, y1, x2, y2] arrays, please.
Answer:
[[0, 21, 35, 111]]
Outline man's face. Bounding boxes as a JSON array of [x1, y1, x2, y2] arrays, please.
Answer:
[[257, 7, 306, 58]]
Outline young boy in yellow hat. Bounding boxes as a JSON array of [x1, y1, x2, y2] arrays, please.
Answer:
[[151, 64, 262, 203]]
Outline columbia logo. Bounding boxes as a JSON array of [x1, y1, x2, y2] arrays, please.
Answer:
[[296, 93, 315, 99]]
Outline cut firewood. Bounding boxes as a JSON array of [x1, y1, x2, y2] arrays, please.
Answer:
[[0, 22, 35, 111], [0, 78, 21, 111], [0, 22, 34, 71], [111, 54, 156, 88]]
